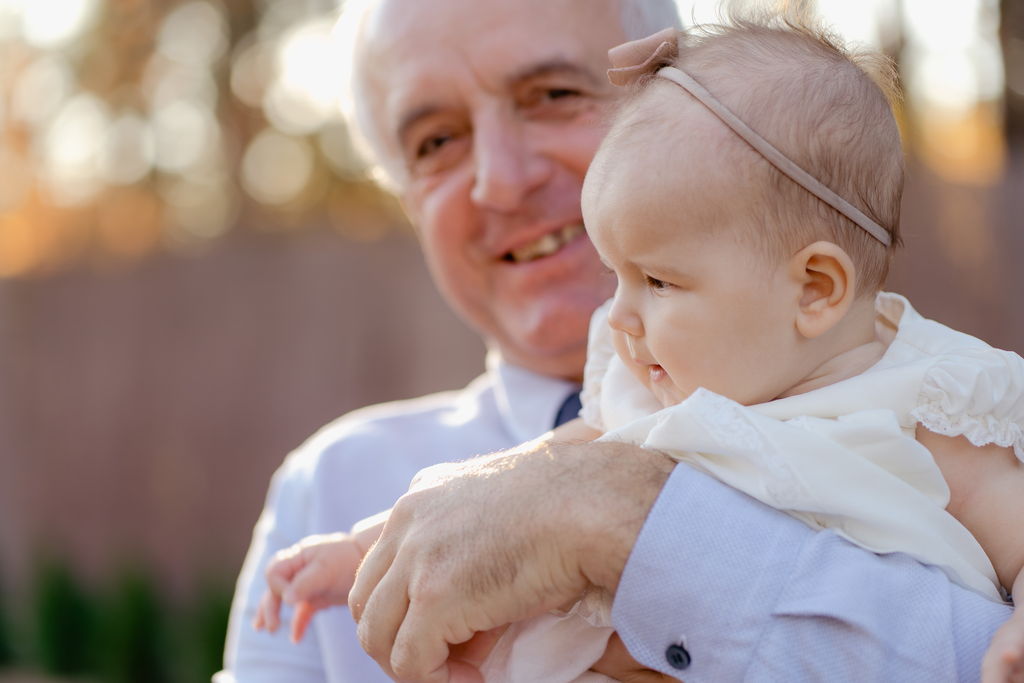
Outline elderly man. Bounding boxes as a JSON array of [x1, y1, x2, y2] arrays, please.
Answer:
[[220, 0, 1012, 681]]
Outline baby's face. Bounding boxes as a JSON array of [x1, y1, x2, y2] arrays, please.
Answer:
[[582, 93, 805, 407]]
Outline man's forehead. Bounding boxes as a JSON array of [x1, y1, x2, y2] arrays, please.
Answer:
[[365, 0, 620, 50], [359, 0, 622, 127]]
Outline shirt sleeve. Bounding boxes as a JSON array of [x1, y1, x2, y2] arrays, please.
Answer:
[[612, 464, 1013, 682], [216, 448, 328, 683]]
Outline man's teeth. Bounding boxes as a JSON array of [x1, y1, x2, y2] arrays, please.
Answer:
[[506, 224, 584, 263]]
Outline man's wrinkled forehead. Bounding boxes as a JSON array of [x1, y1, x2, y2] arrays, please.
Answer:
[[357, 0, 621, 145]]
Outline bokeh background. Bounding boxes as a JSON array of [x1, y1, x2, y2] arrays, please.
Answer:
[[0, 0, 1021, 680]]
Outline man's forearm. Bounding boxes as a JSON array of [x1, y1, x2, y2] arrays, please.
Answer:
[[346, 433, 674, 681], [614, 465, 1012, 682]]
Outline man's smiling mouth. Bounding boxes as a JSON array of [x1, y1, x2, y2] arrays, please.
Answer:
[[502, 224, 584, 263]]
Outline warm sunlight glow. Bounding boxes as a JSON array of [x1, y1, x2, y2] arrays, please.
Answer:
[[264, 18, 346, 135], [14, 0, 99, 48], [39, 92, 110, 205], [241, 129, 314, 205]]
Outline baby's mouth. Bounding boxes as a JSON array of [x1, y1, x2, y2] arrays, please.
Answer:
[[502, 224, 584, 263], [648, 364, 669, 383]]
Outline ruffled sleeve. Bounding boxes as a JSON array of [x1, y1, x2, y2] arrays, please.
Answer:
[[580, 300, 616, 431], [911, 348, 1024, 462]]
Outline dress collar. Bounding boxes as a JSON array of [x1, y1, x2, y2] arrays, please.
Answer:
[[486, 349, 581, 444]]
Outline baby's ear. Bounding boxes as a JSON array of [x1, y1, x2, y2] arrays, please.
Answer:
[[788, 241, 856, 339]]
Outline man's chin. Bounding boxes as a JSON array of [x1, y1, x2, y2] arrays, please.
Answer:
[[493, 320, 592, 379]]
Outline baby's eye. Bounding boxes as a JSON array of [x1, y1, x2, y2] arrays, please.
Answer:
[[645, 274, 670, 291]]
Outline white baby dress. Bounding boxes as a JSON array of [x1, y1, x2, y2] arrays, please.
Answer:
[[480, 292, 1024, 682]]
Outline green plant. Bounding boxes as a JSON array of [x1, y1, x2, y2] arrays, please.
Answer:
[[175, 580, 232, 683], [96, 569, 171, 683], [0, 582, 15, 666], [31, 558, 97, 675]]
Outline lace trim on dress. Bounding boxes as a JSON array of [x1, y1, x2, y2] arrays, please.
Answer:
[[911, 349, 1024, 462], [911, 402, 1024, 462]]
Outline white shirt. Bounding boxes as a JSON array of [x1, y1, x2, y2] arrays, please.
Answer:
[[217, 352, 579, 683], [218, 345, 1012, 682]]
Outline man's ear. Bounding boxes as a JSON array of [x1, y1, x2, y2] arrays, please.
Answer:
[[788, 241, 857, 339]]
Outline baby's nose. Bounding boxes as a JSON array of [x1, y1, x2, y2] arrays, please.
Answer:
[[607, 294, 643, 338]]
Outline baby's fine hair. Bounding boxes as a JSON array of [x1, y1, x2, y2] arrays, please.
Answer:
[[623, 3, 904, 294]]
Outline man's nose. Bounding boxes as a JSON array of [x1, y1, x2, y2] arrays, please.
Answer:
[[607, 290, 643, 339], [470, 113, 550, 212]]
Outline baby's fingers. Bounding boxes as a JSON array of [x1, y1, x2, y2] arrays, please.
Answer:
[[254, 589, 282, 633], [982, 630, 1024, 683], [290, 601, 317, 643], [286, 545, 362, 605], [265, 551, 305, 597]]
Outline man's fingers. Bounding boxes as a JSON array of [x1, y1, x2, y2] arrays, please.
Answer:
[[448, 626, 508, 668], [355, 567, 410, 672], [390, 603, 457, 683], [349, 532, 395, 622], [446, 660, 484, 683]]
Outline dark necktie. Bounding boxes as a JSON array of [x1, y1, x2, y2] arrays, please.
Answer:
[[553, 390, 582, 428]]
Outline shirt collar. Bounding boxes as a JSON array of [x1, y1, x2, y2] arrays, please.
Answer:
[[486, 349, 581, 444]]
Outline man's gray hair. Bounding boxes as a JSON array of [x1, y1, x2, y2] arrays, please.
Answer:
[[620, 0, 684, 40], [334, 0, 683, 191]]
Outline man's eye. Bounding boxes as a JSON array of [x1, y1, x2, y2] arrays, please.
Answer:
[[522, 86, 585, 111], [417, 133, 452, 158], [545, 88, 579, 100], [645, 275, 670, 291]]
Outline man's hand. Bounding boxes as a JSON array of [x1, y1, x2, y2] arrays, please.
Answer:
[[347, 425, 674, 682]]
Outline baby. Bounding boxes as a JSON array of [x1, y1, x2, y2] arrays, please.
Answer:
[[256, 13, 1024, 683]]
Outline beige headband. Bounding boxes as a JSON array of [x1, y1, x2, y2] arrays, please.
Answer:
[[607, 29, 892, 247]]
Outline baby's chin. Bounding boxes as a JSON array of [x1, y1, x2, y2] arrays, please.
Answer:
[[651, 381, 688, 409]]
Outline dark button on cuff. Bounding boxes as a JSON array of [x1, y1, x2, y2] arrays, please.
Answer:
[[666, 643, 691, 670]]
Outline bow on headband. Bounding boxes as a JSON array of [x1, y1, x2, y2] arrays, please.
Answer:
[[607, 27, 679, 86], [603, 29, 892, 247]]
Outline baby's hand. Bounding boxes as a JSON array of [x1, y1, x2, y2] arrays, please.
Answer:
[[254, 510, 388, 643], [253, 532, 362, 642], [983, 607, 1024, 683]]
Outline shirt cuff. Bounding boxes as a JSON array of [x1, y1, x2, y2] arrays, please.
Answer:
[[611, 463, 809, 681]]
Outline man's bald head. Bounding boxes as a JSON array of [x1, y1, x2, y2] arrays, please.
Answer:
[[613, 8, 904, 294]]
